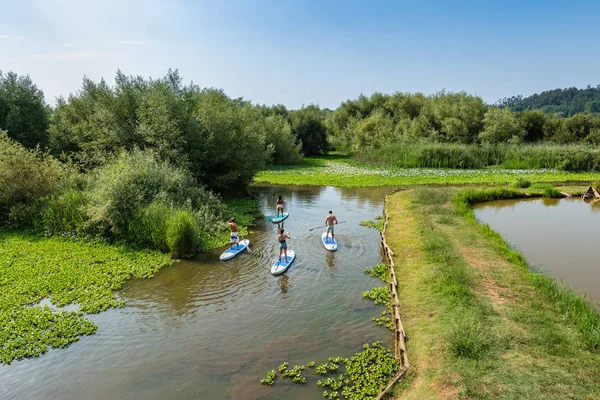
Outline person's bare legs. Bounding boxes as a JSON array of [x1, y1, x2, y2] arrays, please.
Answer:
[[278, 247, 283, 262], [284, 248, 288, 263]]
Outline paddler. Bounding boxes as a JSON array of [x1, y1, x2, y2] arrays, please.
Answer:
[[276, 195, 284, 217], [325, 210, 338, 242], [227, 218, 240, 250], [277, 227, 291, 263]]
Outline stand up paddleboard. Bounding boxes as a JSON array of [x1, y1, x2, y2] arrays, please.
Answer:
[[321, 232, 338, 252], [219, 239, 250, 261], [268, 212, 289, 224], [271, 250, 296, 275]]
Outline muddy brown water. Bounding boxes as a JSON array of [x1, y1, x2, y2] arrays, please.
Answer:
[[474, 198, 600, 304], [0, 185, 393, 400]]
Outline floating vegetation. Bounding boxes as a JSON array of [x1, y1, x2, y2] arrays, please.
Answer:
[[364, 264, 388, 282], [261, 342, 399, 399], [362, 286, 391, 306], [359, 216, 384, 231], [0, 231, 172, 365], [260, 370, 276, 386], [373, 311, 394, 330]]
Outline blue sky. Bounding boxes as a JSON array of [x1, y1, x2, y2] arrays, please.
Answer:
[[1, 0, 599, 109]]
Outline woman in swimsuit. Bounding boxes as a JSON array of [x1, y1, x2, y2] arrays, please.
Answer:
[[278, 227, 291, 262], [276, 196, 284, 217]]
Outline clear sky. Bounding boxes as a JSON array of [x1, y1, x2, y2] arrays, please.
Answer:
[[1, 0, 599, 109]]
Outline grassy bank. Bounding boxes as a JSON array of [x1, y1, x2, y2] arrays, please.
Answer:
[[386, 188, 600, 399], [0, 231, 172, 364], [255, 156, 600, 187]]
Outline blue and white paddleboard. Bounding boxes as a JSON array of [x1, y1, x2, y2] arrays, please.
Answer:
[[268, 212, 289, 224], [321, 232, 338, 252], [270, 250, 296, 275], [219, 239, 250, 261]]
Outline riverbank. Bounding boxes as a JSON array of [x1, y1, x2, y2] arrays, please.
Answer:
[[255, 156, 600, 187], [385, 188, 600, 399]]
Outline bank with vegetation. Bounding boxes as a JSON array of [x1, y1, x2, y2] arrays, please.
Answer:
[[256, 156, 600, 187], [385, 187, 600, 399]]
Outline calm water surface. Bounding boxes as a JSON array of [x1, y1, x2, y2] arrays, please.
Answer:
[[474, 198, 600, 303], [0, 185, 392, 400]]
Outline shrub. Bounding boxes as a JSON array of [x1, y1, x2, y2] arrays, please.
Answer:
[[259, 115, 303, 165], [0, 131, 72, 220], [560, 150, 599, 172], [512, 177, 531, 188], [84, 149, 222, 238], [543, 187, 563, 199], [166, 209, 198, 258]]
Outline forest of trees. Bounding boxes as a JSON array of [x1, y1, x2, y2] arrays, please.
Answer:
[[2, 69, 600, 256], [496, 85, 600, 116]]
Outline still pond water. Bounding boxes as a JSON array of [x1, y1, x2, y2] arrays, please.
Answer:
[[1, 186, 392, 400], [474, 198, 600, 304]]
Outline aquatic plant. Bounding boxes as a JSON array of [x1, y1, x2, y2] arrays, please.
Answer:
[[364, 264, 388, 282], [0, 231, 172, 364], [362, 286, 391, 306], [260, 370, 276, 386], [359, 217, 384, 231]]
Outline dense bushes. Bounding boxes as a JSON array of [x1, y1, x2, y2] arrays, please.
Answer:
[[0, 132, 72, 219]]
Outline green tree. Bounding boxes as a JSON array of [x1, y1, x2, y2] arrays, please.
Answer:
[[0, 71, 50, 148], [289, 105, 328, 155], [479, 108, 525, 144], [517, 110, 546, 142]]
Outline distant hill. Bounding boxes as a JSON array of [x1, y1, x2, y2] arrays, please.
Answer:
[[496, 85, 600, 116]]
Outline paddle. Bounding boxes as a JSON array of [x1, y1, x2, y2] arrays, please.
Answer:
[[239, 232, 252, 253], [309, 221, 346, 232]]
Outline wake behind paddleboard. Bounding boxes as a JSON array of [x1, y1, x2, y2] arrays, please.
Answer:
[[321, 232, 338, 252], [219, 239, 250, 261], [270, 250, 296, 275], [268, 212, 289, 224]]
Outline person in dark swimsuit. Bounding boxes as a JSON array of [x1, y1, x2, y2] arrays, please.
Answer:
[[278, 227, 291, 262], [276, 196, 284, 217]]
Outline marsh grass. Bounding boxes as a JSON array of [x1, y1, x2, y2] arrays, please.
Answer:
[[256, 156, 600, 187]]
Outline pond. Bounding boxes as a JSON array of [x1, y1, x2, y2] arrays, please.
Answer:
[[474, 197, 600, 304], [0, 185, 392, 400]]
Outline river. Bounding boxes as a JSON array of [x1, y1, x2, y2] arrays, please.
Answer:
[[0, 185, 392, 400]]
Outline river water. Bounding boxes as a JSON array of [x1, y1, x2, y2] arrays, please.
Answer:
[[0, 185, 392, 400], [474, 198, 600, 304]]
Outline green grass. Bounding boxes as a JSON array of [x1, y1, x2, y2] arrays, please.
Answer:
[[255, 156, 600, 187], [385, 188, 600, 399], [0, 230, 172, 364]]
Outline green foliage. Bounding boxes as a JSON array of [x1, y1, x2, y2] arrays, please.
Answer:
[[479, 107, 525, 144], [166, 209, 199, 258], [260, 370, 276, 386], [362, 286, 391, 306], [359, 218, 383, 231], [364, 264, 388, 282], [0, 230, 171, 364], [0, 132, 72, 219], [512, 177, 531, 188], [49, 70, 272, 193], [543, 187, 563, 198], [498, 85, 600, 116], [264, 342, 399, 399], [0, 71, 50, 148], [289, 105, 329, 156], [258, 115, 303, 164], [84, 149, 220, 238]]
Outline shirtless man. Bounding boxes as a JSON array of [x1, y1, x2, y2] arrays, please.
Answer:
[[227, 218, 239, 250], [325, 210, 338, 242]]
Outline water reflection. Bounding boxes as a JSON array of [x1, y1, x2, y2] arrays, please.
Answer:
[[474, 198, 600, 304]]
